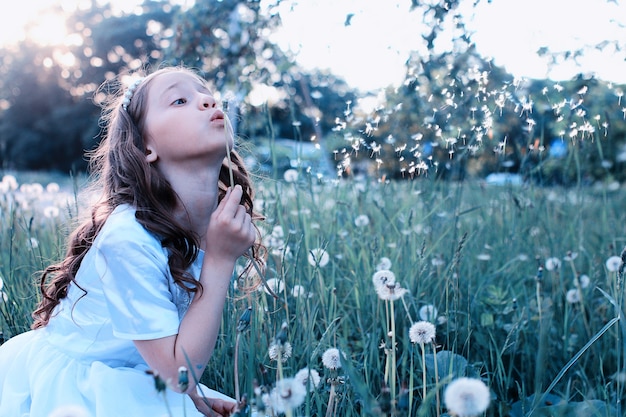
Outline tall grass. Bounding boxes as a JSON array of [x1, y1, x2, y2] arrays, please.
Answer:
[[1, 171, 624, 416]]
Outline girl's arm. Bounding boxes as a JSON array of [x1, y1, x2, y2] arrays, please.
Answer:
[[135, 185, 256, 393]]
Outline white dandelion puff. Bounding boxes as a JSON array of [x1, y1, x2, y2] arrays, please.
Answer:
[[283, 169, 299, 183], [260, 278, 285, 295], [294, 367, 321, 392], [372, 269, 396, 288], [46, 182, 60, 193], [418, 304, 438, 322], [354, 214, 370, 227], [308, 248, 330, 267], [43, 205, 60, 218], [605, 255, 622, 272], [409, 321, 436, 344], [566, 288, 581, 304], [444, 377, 491, 417], [376, 282, 408, 301], [268, 340, 293, 363], [545, 257, 561, 271], [269, 378, 307, 414], [322, 348, 343, 370], [578, 274, 590, 289], [376, 257, 392, 271]]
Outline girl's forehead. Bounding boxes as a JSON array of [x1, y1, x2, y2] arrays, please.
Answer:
[[149, 71, 208, 93]]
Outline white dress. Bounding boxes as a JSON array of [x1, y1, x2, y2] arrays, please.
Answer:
[[0, 204, 232, 417]]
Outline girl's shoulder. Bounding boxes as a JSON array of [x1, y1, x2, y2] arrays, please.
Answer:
[[96, 204, 163, 252]]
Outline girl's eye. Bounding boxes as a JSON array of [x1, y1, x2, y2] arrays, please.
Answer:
[[172, 98, 186, 105]]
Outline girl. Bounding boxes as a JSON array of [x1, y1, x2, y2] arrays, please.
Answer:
[[0, 66, 264, 417]]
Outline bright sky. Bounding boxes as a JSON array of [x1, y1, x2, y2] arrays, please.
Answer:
[[1, 0, 625, 92]]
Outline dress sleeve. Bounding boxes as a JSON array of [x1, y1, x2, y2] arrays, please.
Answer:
[[94, 217, 181, 341]]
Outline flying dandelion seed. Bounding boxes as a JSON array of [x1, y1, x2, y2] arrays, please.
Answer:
[[418, 304, 438, 322], [322, 348, 343, 370], [605, 255, 622, 272], [544, 257, 561, 271], [444, 377, 491, 417], [354, 214, 370, 227], [294, 367, 321, 392], [372, 269, 396, 288], [307, 248, 329, 267], [409, 321, 436, 345], [269, 378, 307, 414]]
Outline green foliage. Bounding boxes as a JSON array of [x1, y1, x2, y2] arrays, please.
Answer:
[[3, 171, 626, 416]]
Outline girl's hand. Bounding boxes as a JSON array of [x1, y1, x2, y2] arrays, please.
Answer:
[[190, 392, 237, 417], [205, 185, 256, 262]]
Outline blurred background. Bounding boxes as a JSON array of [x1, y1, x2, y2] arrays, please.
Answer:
[[1, 0, 625, 185]]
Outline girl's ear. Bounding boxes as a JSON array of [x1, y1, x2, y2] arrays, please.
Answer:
[[145, 144, 158, 163]]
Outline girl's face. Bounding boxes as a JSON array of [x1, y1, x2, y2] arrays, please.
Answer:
[[141, 71, 232, 169]]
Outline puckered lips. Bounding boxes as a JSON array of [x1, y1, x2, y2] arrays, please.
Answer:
[[210, 110, 225, 124]]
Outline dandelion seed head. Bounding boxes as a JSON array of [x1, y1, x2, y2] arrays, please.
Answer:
[[290, 284, 310, 298], [268, 340, 293, 363], [261, 278, 284, 295], [269, 378, 307, 414], [372, 269, 396, 288], [354, 214, 370, 227], [578, 274, 590, 289], [46, 182, 60, 193], [29, 237, 39, 249], [294, 367, 321, 392], [566, 288, 581, 304], [376, 282, 408, 301], [606, 255, 622, 272], [444, 377, 491, 417], [409, 321, 436, 344], [43, 205, 60, 219], [419, 304, 438, 322], [545, 257, 561, 271], [307, 248, 330, 267], [283, 169, 299, 183], [322, 348, 343, 370], [1, 175, 18, 191], [376, 257, 392, 271]]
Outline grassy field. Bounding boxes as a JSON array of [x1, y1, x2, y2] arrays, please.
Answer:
[[1, 171, 625, 416]]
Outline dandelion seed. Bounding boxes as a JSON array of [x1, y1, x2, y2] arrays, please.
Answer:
[[47, 405, 91, 417], [268, 341, 293, 363], [444, 377, 491, 417], [476, 253, 491, 261], [294, 367, 321, 392], [354, 214, 370, 227], [409, 321, 436, 344], [376, 257, 392, 271], [376, 282, 409, 301], [283, 169, 299, 183], [322, 348, 343, 370], [605, 255, 622, 272], [307, 248, 329, 267], [419, 304, 438, 322], [544, 257, 561, 271], [268, 377, 307, 414], [566, 288, 581, 304], [372, 269, 396, 288]]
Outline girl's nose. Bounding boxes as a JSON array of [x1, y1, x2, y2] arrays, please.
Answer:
[[200, 94, 217, 109]]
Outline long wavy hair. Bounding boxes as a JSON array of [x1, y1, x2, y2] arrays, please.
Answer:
[[32, 66, 265, 329]]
